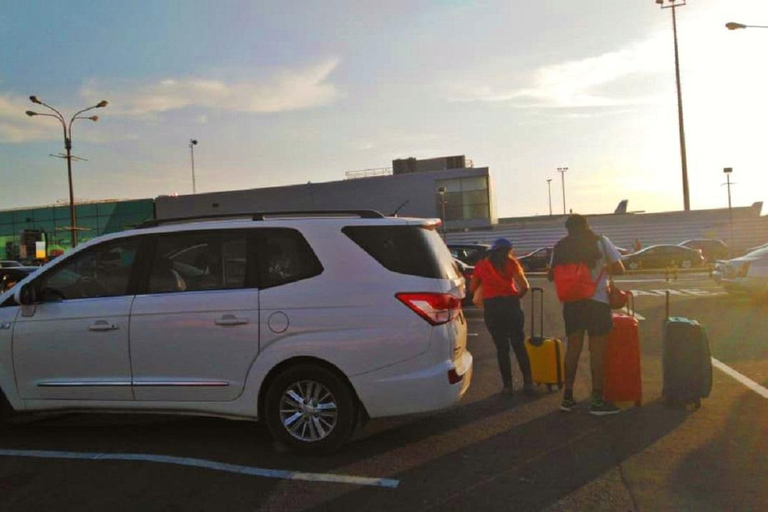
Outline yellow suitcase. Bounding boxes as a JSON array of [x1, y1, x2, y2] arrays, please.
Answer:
[[525, 288, 565, 391]]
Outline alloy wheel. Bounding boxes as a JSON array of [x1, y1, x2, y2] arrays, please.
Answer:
[[279, 380, 338, 442]]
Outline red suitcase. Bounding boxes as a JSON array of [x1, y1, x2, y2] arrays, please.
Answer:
[[604, 293, 642, 406]]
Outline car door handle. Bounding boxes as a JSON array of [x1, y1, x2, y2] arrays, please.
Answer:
[[215, 314, 249, 326], [89, 320, 119, 332]]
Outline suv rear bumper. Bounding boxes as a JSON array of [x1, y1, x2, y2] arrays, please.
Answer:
[[350, 350, 472, 418]]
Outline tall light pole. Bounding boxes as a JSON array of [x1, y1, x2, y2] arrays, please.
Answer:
[[656, 0, 691, 211], [189, 139, 198, 194], [723, 167, 735, 256], [26, 96, 108, 248], [546, 178, 553, 216], [557, 167, 568, 215]]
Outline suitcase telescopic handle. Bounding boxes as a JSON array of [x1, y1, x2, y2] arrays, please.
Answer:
[[625, 291, 635, 317], [530, 287, 544, 339]]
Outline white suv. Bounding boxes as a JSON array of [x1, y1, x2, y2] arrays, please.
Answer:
[[0, 211, 472, 452]]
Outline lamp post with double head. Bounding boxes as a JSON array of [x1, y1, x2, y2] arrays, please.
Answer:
[[656, 0, 691, 211], [26, 96, 108, 248]]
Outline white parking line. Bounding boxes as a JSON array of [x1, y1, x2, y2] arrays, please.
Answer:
[[711, 358, 768, 399], [0, 449, 400, 488]]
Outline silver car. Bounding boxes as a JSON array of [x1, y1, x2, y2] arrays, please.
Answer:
[[713, 245, 768, 298]]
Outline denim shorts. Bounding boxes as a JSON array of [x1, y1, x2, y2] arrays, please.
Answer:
[[563, 299, 613, 336]]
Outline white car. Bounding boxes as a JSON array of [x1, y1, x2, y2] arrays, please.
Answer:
[[0, 211, 472, 452], [712, 245, 768, 298]]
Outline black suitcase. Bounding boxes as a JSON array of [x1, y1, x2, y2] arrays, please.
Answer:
[[662, 291, 713, 408]]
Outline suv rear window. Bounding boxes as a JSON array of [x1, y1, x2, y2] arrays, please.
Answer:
[[343, 225, 459, 279]]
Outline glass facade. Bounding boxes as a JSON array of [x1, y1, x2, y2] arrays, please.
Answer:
[[0, 199, 154, 261], [435, 176, 490, 222]]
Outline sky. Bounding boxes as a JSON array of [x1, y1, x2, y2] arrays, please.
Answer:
[[1, 0, 767, 218]]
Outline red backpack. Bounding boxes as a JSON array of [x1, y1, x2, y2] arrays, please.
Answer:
[[553, 263, 604, 302]]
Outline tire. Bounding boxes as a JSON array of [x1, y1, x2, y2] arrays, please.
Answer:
[[0, 388, 14, 426], [264, 364, 357, 453], [680, 260, 692, 269], [628, 260, 640, 271]]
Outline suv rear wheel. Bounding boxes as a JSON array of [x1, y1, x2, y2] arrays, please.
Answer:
[[265, 364, 356, 453]]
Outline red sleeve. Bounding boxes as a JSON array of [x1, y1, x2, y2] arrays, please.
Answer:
[[474, 260, 488, 282]]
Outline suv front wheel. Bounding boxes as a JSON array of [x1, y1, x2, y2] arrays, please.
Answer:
[[265, 364, 357, 453]]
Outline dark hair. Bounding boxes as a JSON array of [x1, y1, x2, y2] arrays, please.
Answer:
[[489, 247, 512, 274], [565, 214, 590, 235], [564, 214, 601, 267]]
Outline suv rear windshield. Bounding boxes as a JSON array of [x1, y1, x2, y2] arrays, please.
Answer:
[[343, 225, 459, 279]]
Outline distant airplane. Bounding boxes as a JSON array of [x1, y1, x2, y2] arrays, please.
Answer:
[[613, 200, 644, 215]]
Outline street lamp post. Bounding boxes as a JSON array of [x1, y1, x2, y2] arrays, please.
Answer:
[[437, 186, 447, 237], [26, 96, 108, 248], [557, 167, 568, 215], [189, 139, 198, 194], [723, 167, 735, 256], [546, 178, 553, 216], [656, 0, 691, 211]]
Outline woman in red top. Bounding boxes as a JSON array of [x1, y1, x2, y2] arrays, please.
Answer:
[[470, 238, 533, 395]]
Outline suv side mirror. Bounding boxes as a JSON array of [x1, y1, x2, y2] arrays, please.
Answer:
[[14, 283, 37, 306]]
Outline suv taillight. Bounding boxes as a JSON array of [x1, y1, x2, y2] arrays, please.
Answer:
[[396, 293, 462, 325], [737, 262, 750, 277]]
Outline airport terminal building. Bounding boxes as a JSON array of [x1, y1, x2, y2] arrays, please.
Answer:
[[156, 155, 496, 230], [0, 199, 154, 261]]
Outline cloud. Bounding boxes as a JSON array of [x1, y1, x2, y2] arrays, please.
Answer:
[[80, 58, 342, 117], [0, 94, 57, 143], [444, 36, 667, 108]]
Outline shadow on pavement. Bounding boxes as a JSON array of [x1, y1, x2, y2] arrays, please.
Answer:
[[316, 400, 692, 511], [669, 392, 768, 511]]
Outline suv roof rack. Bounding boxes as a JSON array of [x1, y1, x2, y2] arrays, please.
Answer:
[[136, 209, 386, 229]]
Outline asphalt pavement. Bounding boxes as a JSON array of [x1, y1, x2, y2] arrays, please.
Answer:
[[0, 273, 766, 511]]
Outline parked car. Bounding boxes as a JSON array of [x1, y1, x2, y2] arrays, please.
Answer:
[[679, 239, 729, 263], [0, 210, 472, 452], [0, 260, 22, 268], [713, 245, 768, 298], [621, 244, 705, 271], [744, 242, 768, 255], [518, 247, 553, 272], [0, 267, 37, 293], [448, 243, 490, 266]]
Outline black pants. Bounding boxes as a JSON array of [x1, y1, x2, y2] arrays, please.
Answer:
[[483, 296, 532, 388]]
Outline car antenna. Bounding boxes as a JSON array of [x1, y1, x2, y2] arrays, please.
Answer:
[[390, 199, 410, 217]]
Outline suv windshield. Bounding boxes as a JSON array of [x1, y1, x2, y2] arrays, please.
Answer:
[[343, 225, 459, 279]]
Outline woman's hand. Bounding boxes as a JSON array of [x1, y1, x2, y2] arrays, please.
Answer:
[[470, 274, 481, 294]]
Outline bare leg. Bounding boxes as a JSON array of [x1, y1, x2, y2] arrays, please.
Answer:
[[589, 334, 608, 396], [564, 332, 585, 393]]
